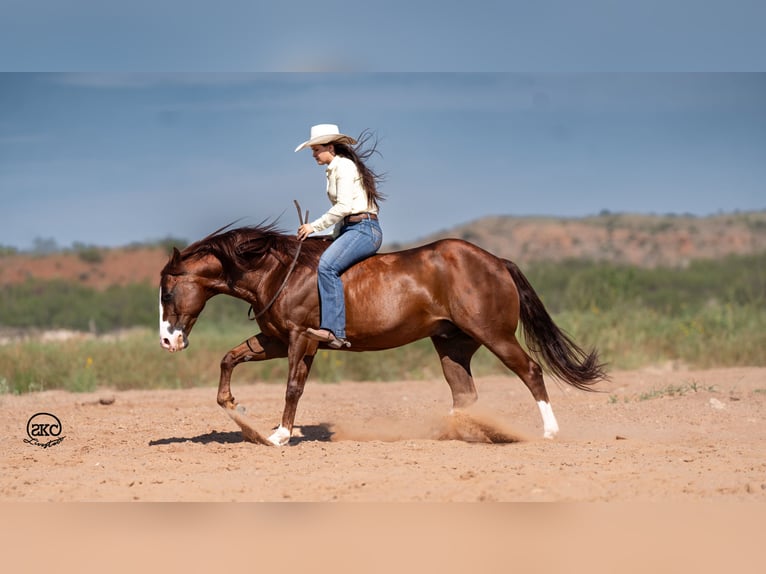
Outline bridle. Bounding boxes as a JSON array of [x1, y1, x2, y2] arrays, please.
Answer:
[[248, 200, 309, 321]]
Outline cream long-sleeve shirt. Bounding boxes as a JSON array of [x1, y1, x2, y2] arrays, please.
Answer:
[[309, 156, 378, 236]]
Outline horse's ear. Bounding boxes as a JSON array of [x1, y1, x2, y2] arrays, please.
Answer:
[[164, 246, 182, 269]]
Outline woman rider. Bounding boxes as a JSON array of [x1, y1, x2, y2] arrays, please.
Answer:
[[295, 123, 385, 349]]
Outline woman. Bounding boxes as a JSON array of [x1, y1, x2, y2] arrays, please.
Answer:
[[295, 123, 385, 349]]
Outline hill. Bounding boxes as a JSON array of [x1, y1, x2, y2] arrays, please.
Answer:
[[1, 211, 765, 291], [396, 211, 766, 268], [0, 245, 169, 290]]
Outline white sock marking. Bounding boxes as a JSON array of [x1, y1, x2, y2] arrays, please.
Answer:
[[268, 425, 291, 447], [537, 400, 559, 439]]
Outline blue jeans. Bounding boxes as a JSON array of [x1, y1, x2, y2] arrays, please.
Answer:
[[317, 218, 382, 339]]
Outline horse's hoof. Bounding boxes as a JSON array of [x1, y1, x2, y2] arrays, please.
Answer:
[[268, 426, 291, 447]]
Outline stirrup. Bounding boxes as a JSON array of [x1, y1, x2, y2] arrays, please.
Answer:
[[305, 328, 351, 349], [328, 336, 351, 349]]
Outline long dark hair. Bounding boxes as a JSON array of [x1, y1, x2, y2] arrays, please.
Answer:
[[332, 129, 386, 210]]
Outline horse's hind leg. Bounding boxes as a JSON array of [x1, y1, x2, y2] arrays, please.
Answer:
[[431, 334, 481, 409], [484, 335, 560, 438]]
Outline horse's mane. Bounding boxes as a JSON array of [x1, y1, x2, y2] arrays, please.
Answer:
[[164, 222, 328, 278]]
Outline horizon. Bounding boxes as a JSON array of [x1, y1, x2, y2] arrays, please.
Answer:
[[4, 207, 765, 255]]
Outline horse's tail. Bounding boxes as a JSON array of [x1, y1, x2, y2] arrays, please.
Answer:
[[505, 259, 607, 391]]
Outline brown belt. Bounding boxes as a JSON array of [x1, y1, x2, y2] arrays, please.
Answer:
[[344, 212, 378, 223]]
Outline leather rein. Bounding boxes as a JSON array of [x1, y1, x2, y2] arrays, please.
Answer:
[[248, 200, 309, 321]]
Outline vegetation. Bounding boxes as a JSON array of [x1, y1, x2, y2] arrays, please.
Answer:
[[0, 280, 249, 332], [126, 236, 189, 253], [0, 280, 157, 332], [608, 380, 719, 404], [72, 242, 105, 264], [1, 252, 764, 393], [524, 253, 766, 314]]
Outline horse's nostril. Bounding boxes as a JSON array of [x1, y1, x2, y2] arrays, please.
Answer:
[[162, 338, 171, 347]]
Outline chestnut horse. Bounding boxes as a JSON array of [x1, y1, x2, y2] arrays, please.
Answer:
[[159, 224, 606, 446]]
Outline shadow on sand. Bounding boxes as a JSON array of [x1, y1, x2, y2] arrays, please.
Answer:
[[148, 423, 334, 446]]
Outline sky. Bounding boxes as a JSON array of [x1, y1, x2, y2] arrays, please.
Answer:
[[2, 1, 765, 72], [1, 3, 765, 251]]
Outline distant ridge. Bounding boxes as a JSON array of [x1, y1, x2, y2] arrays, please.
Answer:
[[2, 212, 766, 291], [392, 211, 766, 268]]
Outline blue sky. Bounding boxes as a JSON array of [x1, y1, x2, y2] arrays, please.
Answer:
[[2, 1, 765, 72], [1, 2, 765, 250], [1, 73, 764, 250]]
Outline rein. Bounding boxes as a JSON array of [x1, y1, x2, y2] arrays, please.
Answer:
[[248, 201, 309, 321]]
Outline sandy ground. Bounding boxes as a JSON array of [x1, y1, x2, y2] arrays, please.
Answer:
[[3, 367, 765, 573], [2, 366, 764, 503]]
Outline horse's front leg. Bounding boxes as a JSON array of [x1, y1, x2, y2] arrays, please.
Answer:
[[268, 334, 318, 446], [217, 333, 288, 408], [217, 333, 288, 444]]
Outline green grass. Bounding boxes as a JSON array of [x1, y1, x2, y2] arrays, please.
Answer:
[[2, 252, 765, 393], [609, 381, 718, 404], [525, 252, 766, 315], [552, 301, 766, 371], [1, 300, 763, 394]]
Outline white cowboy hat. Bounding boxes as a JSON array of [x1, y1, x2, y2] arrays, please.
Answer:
[[294, 124, 357, 152]]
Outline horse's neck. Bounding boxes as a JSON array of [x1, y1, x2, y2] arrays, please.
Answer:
[[229, 281, 259, 304], [223, 255, 282, 306]]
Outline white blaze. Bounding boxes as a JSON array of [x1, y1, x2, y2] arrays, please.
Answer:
[[159, 289, 185, 352]]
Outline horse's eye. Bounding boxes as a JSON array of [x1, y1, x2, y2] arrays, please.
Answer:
[[161, 292, 173, 303]]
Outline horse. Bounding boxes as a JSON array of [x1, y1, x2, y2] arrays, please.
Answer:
[[159, 223, 607, 446]]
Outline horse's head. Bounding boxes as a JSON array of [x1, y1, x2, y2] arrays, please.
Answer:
[[159, 247, 212, 352], [158, 223, 320, 352]]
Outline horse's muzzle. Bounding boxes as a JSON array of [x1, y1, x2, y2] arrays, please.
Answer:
[[160, 329, 188, 352]]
